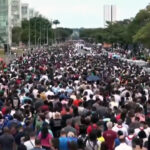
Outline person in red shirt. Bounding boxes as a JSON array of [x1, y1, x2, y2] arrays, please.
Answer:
[[73, 99, 82, 107], [87, 114, 98, 135], [103, 121, 117, 150]]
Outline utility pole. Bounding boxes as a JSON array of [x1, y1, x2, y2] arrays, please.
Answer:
[[40, 21, 41, 48], [28, 19, 31, 50], [35, 18, 37, 47], [47, 25, 49, 45]]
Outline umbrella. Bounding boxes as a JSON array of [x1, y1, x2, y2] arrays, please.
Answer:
[[113, 54, 120, 59], [86, 75, 100, 82]]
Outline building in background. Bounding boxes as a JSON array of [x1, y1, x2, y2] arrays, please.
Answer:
[[21, 3, 29, 20], [34, 11, 40, 17], [104, 5, 117, 27], [11, 0, 22, 27], [0, 0, 12, 46], [29, 8, 35, 19]]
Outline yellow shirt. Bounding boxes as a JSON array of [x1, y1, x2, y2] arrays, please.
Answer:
[[97, 136, 105, 143]]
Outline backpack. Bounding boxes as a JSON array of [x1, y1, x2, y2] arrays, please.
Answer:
[[78, 135, 88, 148], [86, 140, 99, 150], [138, 129, 147, 139]]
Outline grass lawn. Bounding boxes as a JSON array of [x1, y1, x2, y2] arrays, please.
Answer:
[[0, 49, 5, 58]]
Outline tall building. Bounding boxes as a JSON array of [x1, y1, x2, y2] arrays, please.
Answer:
[[0, 0, 12, 46], [11, 0, 21, 27], [21, 3, 29, 20], [34, 11, 40, 17], [104, 5, 116, 27], [29, 8, 35, 19]]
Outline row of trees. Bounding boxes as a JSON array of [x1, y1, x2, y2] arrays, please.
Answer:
[[12, 17, 52, 45], [12, 17, 73, 46], [80, 4, 150, 49]]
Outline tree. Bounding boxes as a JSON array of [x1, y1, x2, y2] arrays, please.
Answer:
[[12, 27, 22, 45], [133, 22, 150, 48], [55, 28, 73, 42], [52, 20, 60, 43], [53, 20, 60, 27], [12, 17, 52, 45]]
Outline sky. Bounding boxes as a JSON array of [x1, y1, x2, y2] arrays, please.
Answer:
[[22, 0, 150, 28]]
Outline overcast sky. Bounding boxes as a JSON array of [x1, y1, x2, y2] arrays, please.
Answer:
[[22, 0, 150, 28]]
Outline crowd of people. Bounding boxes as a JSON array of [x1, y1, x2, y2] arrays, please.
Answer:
[[0, 42, 150, 150]]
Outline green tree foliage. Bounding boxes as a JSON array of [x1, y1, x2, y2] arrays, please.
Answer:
[[12, 27, 22, 45], [80, 19, 131, 46], [80, 4, 150, 48], [53, 20, 60, 27], [12, 17, 52, 45], [133, 22, 150, 48], [55, 28, 73, 42], [12, 17, 72, 45]]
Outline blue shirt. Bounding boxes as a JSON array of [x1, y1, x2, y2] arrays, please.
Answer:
[[59, 137, 69, 150]]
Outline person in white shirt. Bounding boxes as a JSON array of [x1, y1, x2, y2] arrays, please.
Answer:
[[115, 135, 132, 150], [113, 92, 121, 105], [24, 132, 35, 150], [125, 128, 135, 147], [112, 119, 128, 137]]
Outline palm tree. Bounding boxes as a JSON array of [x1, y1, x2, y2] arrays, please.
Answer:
[[53, 20, 60, 28]]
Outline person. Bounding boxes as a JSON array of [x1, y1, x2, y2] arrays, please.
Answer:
[[15, 125, 25, 146], [17, 144, 27, 150], [125, 128, 135, 147], [63, 119, 77, 135], [85, 130, 101, 150], [114, 131, 124, 147], [132, 137, 143, 150], [103, 122, 117, 150], [86, 114, 98, 135], [78, 125, 88, 149], [112, 119, 128, 136], [24, 131, 36, 150], [51, 138, 59, 150], [0, 127, 16, 150], [31, 138, 45, 150], [61, 107, 72, 127], [97, 129, 105, 143], [68, 141, 78, 150], [59, 130, 69, 150], [38, 124, 53, 150], [101, 142, 108, 150], [50, 112, 62, 137], [115, 135, 132, 150]]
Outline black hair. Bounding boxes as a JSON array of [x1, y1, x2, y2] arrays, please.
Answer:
[[89, 130, 97, 142], [41, 125, 49, 139], [79, 125, 87, 135], [97, 129, 102, 137], [101, 142, 108, 150], [35, 138, 41, 145], [132, 137, 143, 149]]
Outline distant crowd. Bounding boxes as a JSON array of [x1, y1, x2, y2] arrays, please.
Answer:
[[0, 42, 149, 150]]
